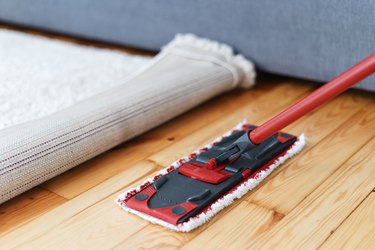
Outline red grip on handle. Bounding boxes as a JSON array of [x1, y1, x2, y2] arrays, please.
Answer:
[[250, 53, 375, 144]]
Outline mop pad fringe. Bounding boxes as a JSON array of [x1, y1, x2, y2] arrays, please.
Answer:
[[116, 121, 306, 232]]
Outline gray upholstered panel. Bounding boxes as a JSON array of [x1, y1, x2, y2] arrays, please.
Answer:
[[0, 0, 374, 91]]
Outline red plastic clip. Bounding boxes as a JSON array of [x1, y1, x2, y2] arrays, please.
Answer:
[[179, 160, 233, 184]]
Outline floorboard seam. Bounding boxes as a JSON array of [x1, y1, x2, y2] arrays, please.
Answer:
[[317, 189, 374, 249]]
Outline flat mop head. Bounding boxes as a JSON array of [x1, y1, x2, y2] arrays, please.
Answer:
[[116, 122, 305, 232], [116, 52, 375, 232]]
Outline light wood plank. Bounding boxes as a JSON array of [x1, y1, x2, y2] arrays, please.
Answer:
[[283, 91, 366, 147], [248, 137, 375, 249], [114, 222, 195, 250], [40, 80, 279, 199], [7, 168, 171, 249], [13, 194, 151, 249], [114, 202, 282, 250], [320, 192, 375, 249], [181, 201, 283, 250], [113, 195, 245, 249], [247, 103, 375, 214], [0, 187, 66, 236], [0, 161, 156, 249]]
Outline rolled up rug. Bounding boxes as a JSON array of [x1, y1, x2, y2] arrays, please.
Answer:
[[0, 33, 255, 204]]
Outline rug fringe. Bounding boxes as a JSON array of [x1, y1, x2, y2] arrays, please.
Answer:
[[163, 34, 256, 89]]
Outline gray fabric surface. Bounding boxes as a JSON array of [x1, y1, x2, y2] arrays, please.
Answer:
[[0, 34, 254, 204], [0, 0, 374, 91]]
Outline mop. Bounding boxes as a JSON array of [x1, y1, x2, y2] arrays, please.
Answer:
[[117, 53, 375, 232]]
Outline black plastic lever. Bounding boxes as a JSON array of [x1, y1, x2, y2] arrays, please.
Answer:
[[215, 131, 256, 163]]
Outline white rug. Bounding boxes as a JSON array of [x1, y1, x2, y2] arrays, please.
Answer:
[[0, 29, 150, 131]]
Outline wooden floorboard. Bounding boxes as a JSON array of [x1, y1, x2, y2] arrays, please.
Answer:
[[247, 101, 375, 214], [248, 136, 375, 249], [0, 187, 66, 236], [1, 26, 374, 249], [181, 201, 283, 250], [320, 191, 375, 249], [0, 161, 157, 249]]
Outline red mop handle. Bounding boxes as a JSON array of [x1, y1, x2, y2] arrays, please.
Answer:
[[250, 53, 375, 144]]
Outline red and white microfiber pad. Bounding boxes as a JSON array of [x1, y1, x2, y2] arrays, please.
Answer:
[[116, 121, 306, 232]]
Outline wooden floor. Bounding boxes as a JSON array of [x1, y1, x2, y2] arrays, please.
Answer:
[[0, 27, 374, 249]]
